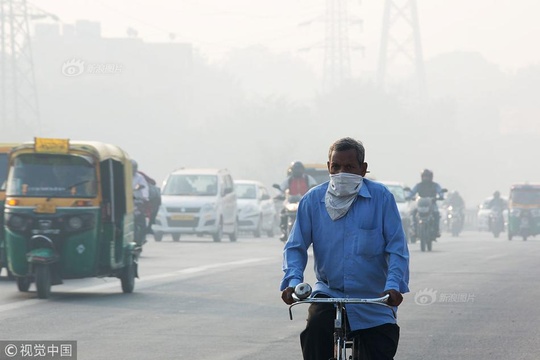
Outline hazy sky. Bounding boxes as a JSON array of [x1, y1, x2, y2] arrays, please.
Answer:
[[31, 0, 540, 75], [19, 0, 540, 206]]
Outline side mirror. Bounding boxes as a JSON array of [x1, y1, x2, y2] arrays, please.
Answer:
[[272, 184, 282, 191], [441, 188, 448, 193]]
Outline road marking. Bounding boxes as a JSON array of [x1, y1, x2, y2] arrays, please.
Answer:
[[0, 257, 274, 313]]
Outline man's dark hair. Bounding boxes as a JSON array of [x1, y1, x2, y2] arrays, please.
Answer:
[[328, 137, 365, 165]]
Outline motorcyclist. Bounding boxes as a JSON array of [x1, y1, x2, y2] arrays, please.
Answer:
[[488, 191, 507, 211], [132, 160, 149, 199], [278, 161, 317, 241], [487, 191, 506, 233], [138, 170, 162, 235], [445, 190, 466, 231], [132, 159, 149, 245], [409, 169, 445, 238]]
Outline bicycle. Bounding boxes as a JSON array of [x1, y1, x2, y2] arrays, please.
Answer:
[[288, 283, 395, 360]]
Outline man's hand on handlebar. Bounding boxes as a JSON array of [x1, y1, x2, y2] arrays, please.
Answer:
[[383, 289, 403, 306], [281, 287, 295, 305]]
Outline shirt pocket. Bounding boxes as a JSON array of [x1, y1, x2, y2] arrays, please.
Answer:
[[354, 228, 384, 257]]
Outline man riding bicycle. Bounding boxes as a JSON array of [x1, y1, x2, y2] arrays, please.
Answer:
[[280, 137, 410, 360]]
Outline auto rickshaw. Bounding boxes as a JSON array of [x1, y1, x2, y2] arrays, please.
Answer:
[[0, 143, 19, 279], [507, 183, 540, 241], [3, 138, 139, 298]]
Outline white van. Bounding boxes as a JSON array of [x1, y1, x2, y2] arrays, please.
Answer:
[[152, 168, 238, 242]]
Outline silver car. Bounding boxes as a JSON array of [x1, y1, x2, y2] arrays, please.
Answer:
[[234, 180, 276, 237]]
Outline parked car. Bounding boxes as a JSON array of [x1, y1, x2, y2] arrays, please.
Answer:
[[380, 181, 413, 243], [152, 168, 238, 242], [234, 180, 276, 237]]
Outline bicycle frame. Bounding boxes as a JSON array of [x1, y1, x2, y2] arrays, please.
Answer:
[[289, 295, 394, 360]]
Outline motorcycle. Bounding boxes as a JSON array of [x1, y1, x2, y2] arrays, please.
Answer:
[[445, 205, 463, 237], [411, 190, 446, 252], [488, 208, 505, 238], [273, 184, 301, 242]]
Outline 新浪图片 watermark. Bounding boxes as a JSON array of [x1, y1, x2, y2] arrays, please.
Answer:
[[61, 58, 123, 77], [1, 340, 77, 359], [414, 288, 475, 306]]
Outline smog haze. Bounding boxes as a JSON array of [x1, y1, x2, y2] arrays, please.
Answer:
[[2, 0, 540, 207]]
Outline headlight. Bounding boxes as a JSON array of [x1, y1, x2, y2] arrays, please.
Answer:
[[7, 214, 27, 230], [67, 216, 83, 230], [285, 203, 299, 212]]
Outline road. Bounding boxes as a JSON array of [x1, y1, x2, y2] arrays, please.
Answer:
[[0, 231, 539, 360]]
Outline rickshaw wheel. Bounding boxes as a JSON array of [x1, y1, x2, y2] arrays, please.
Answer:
[[121, 259, 135, 293], [35, 265, 51, 299], [16, 276, 31, 292]]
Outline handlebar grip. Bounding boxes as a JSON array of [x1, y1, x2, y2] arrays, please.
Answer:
[[294, 283, 312, 300]]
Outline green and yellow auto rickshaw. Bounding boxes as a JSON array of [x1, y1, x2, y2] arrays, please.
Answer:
[[3, 138, 138, 298], [1, 143, 19, 279], [507, 183, 540, 241]]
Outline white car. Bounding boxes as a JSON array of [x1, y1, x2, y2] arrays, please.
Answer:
[[234, 180, 276, 237], [380, 181, 413, 243], [152, 168, 238, 242]]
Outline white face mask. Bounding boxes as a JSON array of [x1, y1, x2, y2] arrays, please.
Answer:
[[325, 173, 364, 221], [329, 172, 364, 196]]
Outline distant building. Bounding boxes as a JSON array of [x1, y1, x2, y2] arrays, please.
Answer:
[[31, 20, 193, 139]]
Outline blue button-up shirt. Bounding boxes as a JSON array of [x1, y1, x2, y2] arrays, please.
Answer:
[[280, 178, 410, 330]]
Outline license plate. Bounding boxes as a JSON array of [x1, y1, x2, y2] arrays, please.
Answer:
[[170, 214, 194, 221], [34, 203, 57, 214]]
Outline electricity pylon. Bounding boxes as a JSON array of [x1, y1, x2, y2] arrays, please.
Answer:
[[377, 0, 426, 98], [323, 0, 352, 92], [0, 0, 40, 133]]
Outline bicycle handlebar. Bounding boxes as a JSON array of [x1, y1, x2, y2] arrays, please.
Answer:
[[288, 283, 394, 320]]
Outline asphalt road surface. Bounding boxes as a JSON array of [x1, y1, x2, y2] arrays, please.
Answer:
[[1, 230, 539, 360]]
